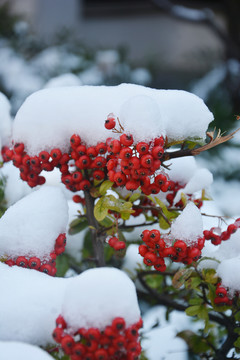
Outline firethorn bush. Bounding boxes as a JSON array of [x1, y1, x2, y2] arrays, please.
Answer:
[[0, 83, 240, 359]]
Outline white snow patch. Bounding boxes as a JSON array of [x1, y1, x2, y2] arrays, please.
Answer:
[[0, 92, 12, 148], [13, 84, 213, 155], [0, 186, 68, 260], [171, 202, 203, 243], [62, 267, 140, 331], [0, 341, 53, 360]]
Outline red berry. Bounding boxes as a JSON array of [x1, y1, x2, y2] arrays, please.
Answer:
[[114, 172, 126, 186], [56, 233, 66, 246], [73, 343, 86, 357], [120, 133, 134, 146], [50, 148, 62, 161], [125, 180, 140, 191], [61, 334, 75, 355], [14, 142, 24, 154], [95, 349, 108, 360], [136, 142, 149, 155], [138, 244, 148, 257], [108, 237, 118, 248], [5, 259, 15, 266], [70, 134, 81, 148], [119, 147, 132, 160], [112, 317, 126, 331], [141, 230, 150, 242], [72, 195, 83, 203], [79, 179, 91, 191], [96, 142, 107, 154], [28, 257, 41, 269], [72, 171, 83, 183], [114, 241, 126, 251], [105, 116, 116, 130], [140, 154, 153, 168], [40, 264, 53, 275], [143, 252, 157, 266], [56, 315, 67, 329], [149, 229, 160, 242], [16, 256, 28, 268], [76, 155, 91, 169], [87, 146, 97, 158], [52, 327, 63, 343], [86, 328, 101, 341], [174, 240, 187, 254]]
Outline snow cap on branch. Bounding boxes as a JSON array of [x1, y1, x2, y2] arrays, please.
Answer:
[[0, 186, 68, 260], [13, 84, 213, 155], [62, 267, 141, 331]]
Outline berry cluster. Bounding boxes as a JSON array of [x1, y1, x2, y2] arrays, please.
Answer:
[[52, 315, 142, 360], [214, 283, 233, 306], [203, 219, 240, 245], [107, 236, 126, 251], [3, 115, 174, 199], [3, 233, 66, 276], [139, 229, 205, 271], [165, 181, 203, 209]]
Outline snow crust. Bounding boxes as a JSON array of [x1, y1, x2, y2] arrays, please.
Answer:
[[13, 84, 213, 155], [0, 265, 140, 345], [171, 202, 203, 242], [0, 92, 12, 148], [0, 186, 68, 260], [44, 73, 82, 88], [62, 267, 141, 331], [0, 263, 67, 345], [0, 341, 53, 360]]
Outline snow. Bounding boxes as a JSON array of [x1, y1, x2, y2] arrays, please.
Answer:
[[13, 84, 213, 155], [62, 267, 141, 331], [0, 263, 67, 345], [0, 341, 53, 360], [171, 202, 203, 243], [0, 92, 12, 149], [0, 186, 68, 260], [165, 156, 198, 184], [173, 168, 213, 205], [44, 73, 82, 88], [0, 162, 33, 206], [217, 257, 240, 295]]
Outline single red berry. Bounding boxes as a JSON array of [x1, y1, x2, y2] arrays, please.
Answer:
[[52, 327, 63, 343], [107, 158, 117, 171], [16, 256, 28, 268], [76, 155, 91, 169], [149, 229, 160, 242], [138, 244, 148, 257], [136, 142, 149, 155], [112, 317, 126, 331], [87, 146, 97, 159], [70, 134, 81, 148], [61, 334, 75, 355], [72, 343, 86, 357], [128, 156, 140, 169], [86, 340, 98, 352], [92, 156, 106, 168], [72, 171, 83, 183], [40, 264, 53, 275], [56, 233, 66, 247], [95, 349, 108, 360], [108, 237, 118, 248], [174, 240, 187, 254], [114, 241, 126, 251], [50, 148, 62, 161], [143, 252, 157, 266], [105, 116, 116, 130], [5, 259, 15, 266], [41, 162, 54, 171], [227, 223, 237, 235], [114, 172, 126, 186], [14, 142, 25, 154], [12, 154, 22, 167], [120, 147, 133, 160], [125, 180, 140, 191], [141, 230, 150, 242], [28, 257, 41, 269], [37, 176, 46, 185], [187, 247, 201, 261], [72, 195, 82, 203], [96, 142, 107, 154], [120, 133, 134, 146], [155, 174, 167, 187], [86, 328, 101, 341], [59, 153, 70, 165], [140, 154, 153, 168], [148, 183, 160, 194], [79, 179, 91, 191], [109, 139, 121, 154], [56, 315, 67, 329]]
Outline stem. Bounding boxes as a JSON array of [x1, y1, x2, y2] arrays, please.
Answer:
[[84, 189, 105, 267]]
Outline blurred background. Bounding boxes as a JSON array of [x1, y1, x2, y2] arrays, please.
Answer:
[[1, 2, 240, 359]]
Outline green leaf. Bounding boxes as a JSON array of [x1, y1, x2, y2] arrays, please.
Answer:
[[189, 297, 203, 305], [99, 180, 114, 195], [185, 276, 201, 290], [56, 254, 70, 277], [172, 268, 193, 289], [202, 268, 218, 284], [234, 337, 240, 349], [185, 305, 201, 317], [99, 217, 113, 228], [68, 218, 88, 235], [94, 196, 109, 221]]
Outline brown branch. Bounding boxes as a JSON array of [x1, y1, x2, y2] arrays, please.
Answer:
[[163, 128, 240, 161]]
